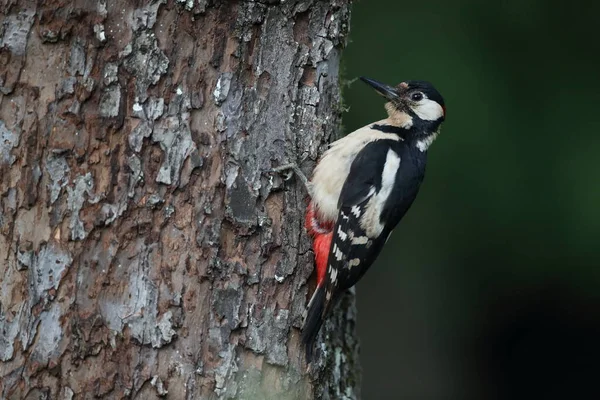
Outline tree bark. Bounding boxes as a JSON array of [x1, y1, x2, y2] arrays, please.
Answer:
[[0, 0, 359, 399]]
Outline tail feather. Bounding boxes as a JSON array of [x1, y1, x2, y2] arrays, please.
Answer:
[[301, 284, 327, 363]]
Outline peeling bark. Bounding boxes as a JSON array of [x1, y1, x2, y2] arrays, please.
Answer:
[[0, 0, 359, 399]]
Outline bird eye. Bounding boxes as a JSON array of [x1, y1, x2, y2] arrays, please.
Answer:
[[410, 92, 424, 101]]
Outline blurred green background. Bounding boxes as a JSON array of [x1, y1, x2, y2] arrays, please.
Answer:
[[342, 0, 600, 398]]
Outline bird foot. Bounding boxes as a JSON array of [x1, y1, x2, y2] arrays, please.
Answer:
[[270, 163, 312, 195]]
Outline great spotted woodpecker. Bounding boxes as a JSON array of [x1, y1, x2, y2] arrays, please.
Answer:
[[275, 77, 446, 362]]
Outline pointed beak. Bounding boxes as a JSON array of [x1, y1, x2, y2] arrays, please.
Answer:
[[360, 76, 399, 102]]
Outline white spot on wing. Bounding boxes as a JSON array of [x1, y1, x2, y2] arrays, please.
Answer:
[[351, 205, 361, 218], [334, 246, 344, 261], [337, 226, 348, 241], [330, 267, 338, 283], [348, 258, 361, 268], [351, 236, 369, 245], [360, 149, 401, 237]]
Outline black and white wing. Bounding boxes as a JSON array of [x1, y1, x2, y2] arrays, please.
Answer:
[[325, 139, 403, 298]]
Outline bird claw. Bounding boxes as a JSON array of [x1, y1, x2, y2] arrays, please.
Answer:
[[270, 163, 298, 181], [269, 162, 312, 195]]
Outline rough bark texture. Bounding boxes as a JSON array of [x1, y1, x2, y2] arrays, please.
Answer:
[[0, 0, 359, 399]]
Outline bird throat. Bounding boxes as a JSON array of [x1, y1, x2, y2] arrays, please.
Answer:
[[385, 102, 413, 129]]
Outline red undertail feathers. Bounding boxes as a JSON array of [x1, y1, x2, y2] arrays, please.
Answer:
[[302, 202, 335, 361], [305, 202, 334, 287]]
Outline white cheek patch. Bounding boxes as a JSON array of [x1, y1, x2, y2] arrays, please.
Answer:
[[413, 99, 444, 121]]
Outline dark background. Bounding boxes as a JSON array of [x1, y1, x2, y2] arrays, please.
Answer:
[[342, 0, 600, 398]]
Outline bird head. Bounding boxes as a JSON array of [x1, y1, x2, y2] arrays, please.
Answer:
[[360, 77, 445, 130]]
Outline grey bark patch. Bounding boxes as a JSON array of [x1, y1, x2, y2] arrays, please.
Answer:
[[0, 303, 21, 361], [103, 63, 119, 85], [60, 387, 74, 400], [275, 255, 295, 281], [155, 310, 177, 347], [129, 121, 152, 152], [99, 84, 122, 118], [127, 154, 143, 198], [132, 0, 167, 30], [93, 24, 107, 43], [30, 302, 63, 363], [215, 111, 227, 132], [146, 193, 165, 208], [28, 243, 73, 303], [68, 37, 86, 76], [246, 307, 290, 367], [0, 121, 19, 165], [176, 0, 194, 11], [56, 77, 77, 100], [178, 148, 203, 188], [66, 173, 98, 241], [175, 0, 208, 14], [163, 204, 175, 218], [211, 336, 237, 397], [17, 242, 34, 270], [227, 173, 257, 225], [212, 287, 243, 329], [100, 244, 177, 348], [151, 375, 168, 397], [191, 90, 204, 109], [0, 9, 35, 56], [266, 308, 290, 366], [123, 31, 169, 102], [145, 97, 165, 121], [167, 88, 190, 116], [45, 155, 70, 204], [82, 76, 96, 95], [213, 73, 232, 105], [152, 116, 196, 186], [67, 99, 81, 115], [5, 187, 17, 212], [132, 101, 146, 119], [99, 203, 121, 226]]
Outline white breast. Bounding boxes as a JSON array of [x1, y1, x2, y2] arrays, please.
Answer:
[[310, 120, 401, 222]]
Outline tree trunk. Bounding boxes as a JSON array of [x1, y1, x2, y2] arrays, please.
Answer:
[[0, 0, 358, 399]]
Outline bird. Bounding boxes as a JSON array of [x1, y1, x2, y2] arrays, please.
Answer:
[[274, 76, 446, 362]]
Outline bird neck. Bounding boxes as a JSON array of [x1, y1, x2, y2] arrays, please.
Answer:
[[379, 114, 441, 152], [414, 129, 440, 152], [385, 104, 414, 129]]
